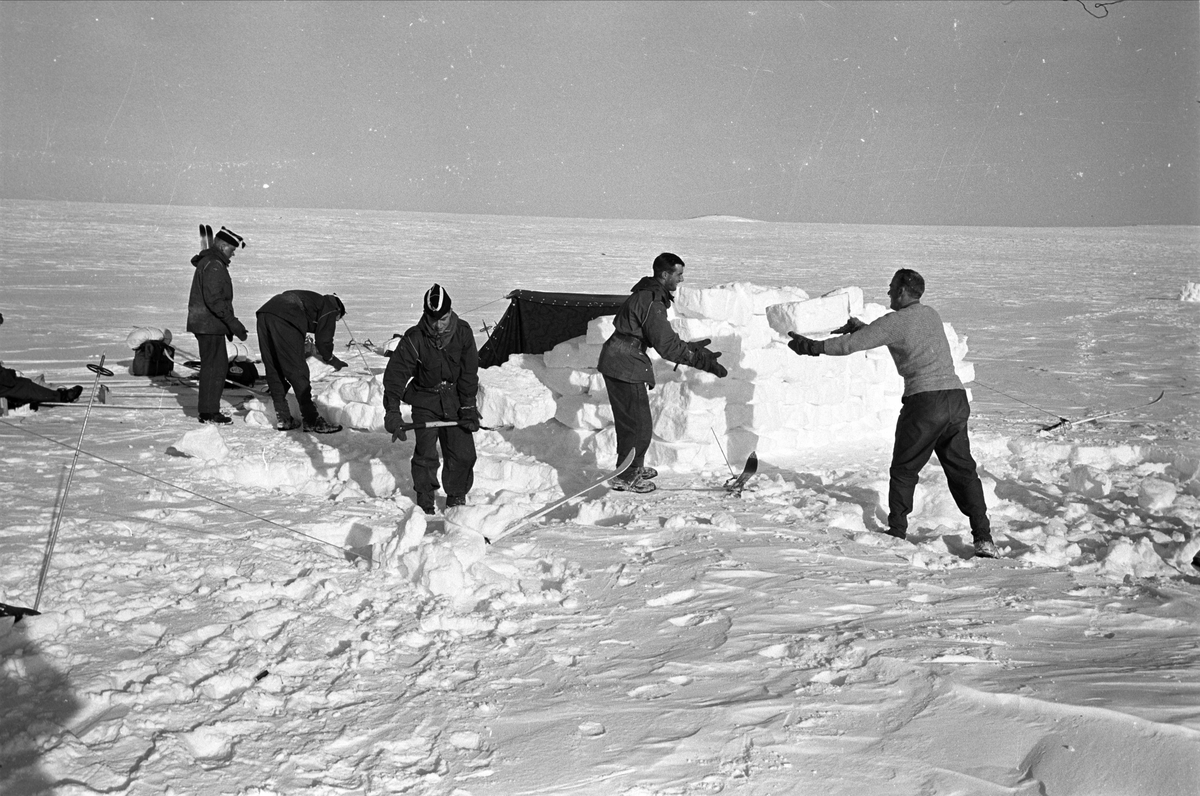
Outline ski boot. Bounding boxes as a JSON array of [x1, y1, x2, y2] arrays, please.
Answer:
[[610, 475, 656, 494], [199, 412, 232, 425], [303, 415, 342, 434], [57, 385, 84, 403], [275, 413, 301, 431]]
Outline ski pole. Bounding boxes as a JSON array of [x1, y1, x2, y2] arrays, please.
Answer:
[[339, 316, 373, 372], [34, 355, 113, 611], [711, 428, 735, 477]]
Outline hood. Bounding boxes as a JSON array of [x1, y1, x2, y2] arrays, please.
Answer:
[[191, 247, 230, 268], [418, 309, 460, 349], [631, 275, 673, 308]]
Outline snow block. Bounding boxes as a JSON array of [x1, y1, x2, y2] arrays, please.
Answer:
[[1138, 478, 1177, 512], [766, 288, 863, 336], [543, 340, 603, 370], [585, 315, 616, 345], [675, 283, 756, 325], [478, 361, 557, 428], [1068, 465, 1112, 498], [555, 393, 613, 430], [169, 425, 230, 462], [649, 380, 727, 443]]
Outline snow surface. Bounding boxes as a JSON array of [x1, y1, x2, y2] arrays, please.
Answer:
[[2, 201, 1199, 795]]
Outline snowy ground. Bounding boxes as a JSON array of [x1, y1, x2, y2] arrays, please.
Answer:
[[2, 201, 1199, 795]]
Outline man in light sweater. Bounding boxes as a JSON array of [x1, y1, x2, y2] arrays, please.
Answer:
[[788, 269, 998, 559]]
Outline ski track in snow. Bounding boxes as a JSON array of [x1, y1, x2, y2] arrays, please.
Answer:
[[1, 203, 1198, 795]]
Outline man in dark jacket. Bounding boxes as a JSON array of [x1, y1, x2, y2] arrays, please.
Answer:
[[256, 291, 348, 433], [382, 284, 480, 514], [787, 268, 997, 558], [597, 252, 729, 494], [186, 226, 249, 424], [0, 366, 82, 409]]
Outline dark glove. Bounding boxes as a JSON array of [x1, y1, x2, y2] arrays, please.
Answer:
[[459, 405, 481, 433], [831, 317, 866, 335], [691, 347, 728, 378], [788, 332, 824, 357], [687, 338, 712, 352], [329, 356, 348, 371], [384, 410, 405, 437], [229, 319, 249, 342]]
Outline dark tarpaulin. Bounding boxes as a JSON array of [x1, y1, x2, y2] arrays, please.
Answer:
[[479, 290, 626, 368]]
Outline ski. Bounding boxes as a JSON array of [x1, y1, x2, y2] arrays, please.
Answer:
[[203, 223, 214, 248], [1041, 391, 1165, 432], [722, 451, 758, 497], [486, 450, 636, 544], [199, 223, 207, 250]]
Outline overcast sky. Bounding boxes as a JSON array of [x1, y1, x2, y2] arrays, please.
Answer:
[[1, 0, 1196, 225]]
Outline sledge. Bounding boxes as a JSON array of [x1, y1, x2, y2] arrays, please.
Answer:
[[485, 450, 636, 544]]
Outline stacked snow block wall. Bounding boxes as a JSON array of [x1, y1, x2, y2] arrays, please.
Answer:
[[479, 282, 975, 472]]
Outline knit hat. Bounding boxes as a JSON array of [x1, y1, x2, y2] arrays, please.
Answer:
[[215, 226, 246, 249], [423, 284, 452, 318]]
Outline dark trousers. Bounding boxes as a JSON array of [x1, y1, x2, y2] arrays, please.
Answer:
[[0, 373, 60, 407], [888, 389, 991, 541], [194, 333, 228, 415], [257, 314, 318, 422], [604, 375, 652, 476], [410, 405, 477, 499]]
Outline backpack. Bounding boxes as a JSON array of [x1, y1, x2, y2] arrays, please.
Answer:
[[226, 358, 259, 387], [131, 339, 175, 377]]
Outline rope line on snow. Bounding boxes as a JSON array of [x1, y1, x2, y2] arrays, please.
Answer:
[[0, 418, 359, 563], [972, 380, 1064, 421]]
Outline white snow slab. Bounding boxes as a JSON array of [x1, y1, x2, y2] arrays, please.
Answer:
[[168, 425, 230, 462], [765, 287, 864, 336], [1138, 478, 1177, 512], [478, 360, 557, 428], [584, 315, 616, 345], [543, 340, 603, 370]]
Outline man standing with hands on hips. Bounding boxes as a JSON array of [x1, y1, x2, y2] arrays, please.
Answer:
[[187, 225, 248, 425]]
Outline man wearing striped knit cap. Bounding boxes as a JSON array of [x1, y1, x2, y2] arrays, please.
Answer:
[[787, 268, 997, 559]]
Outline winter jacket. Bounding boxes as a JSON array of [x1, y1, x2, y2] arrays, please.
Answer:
[[382, 311, 479, 420], [257, 291, 342, 363], [597, 276, 695, 387], [822, 303, 963, 397], [186, 248, 243, 336], [1, 365, 20, 390]]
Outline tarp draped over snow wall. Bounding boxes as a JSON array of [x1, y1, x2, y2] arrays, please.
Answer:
[[479, 290, 627, 369], [475, 281, 977, 471]]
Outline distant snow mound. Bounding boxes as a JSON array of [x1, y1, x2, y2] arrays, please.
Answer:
[[687, 215, 763, 223], [1179, 282, 1200, 302]]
